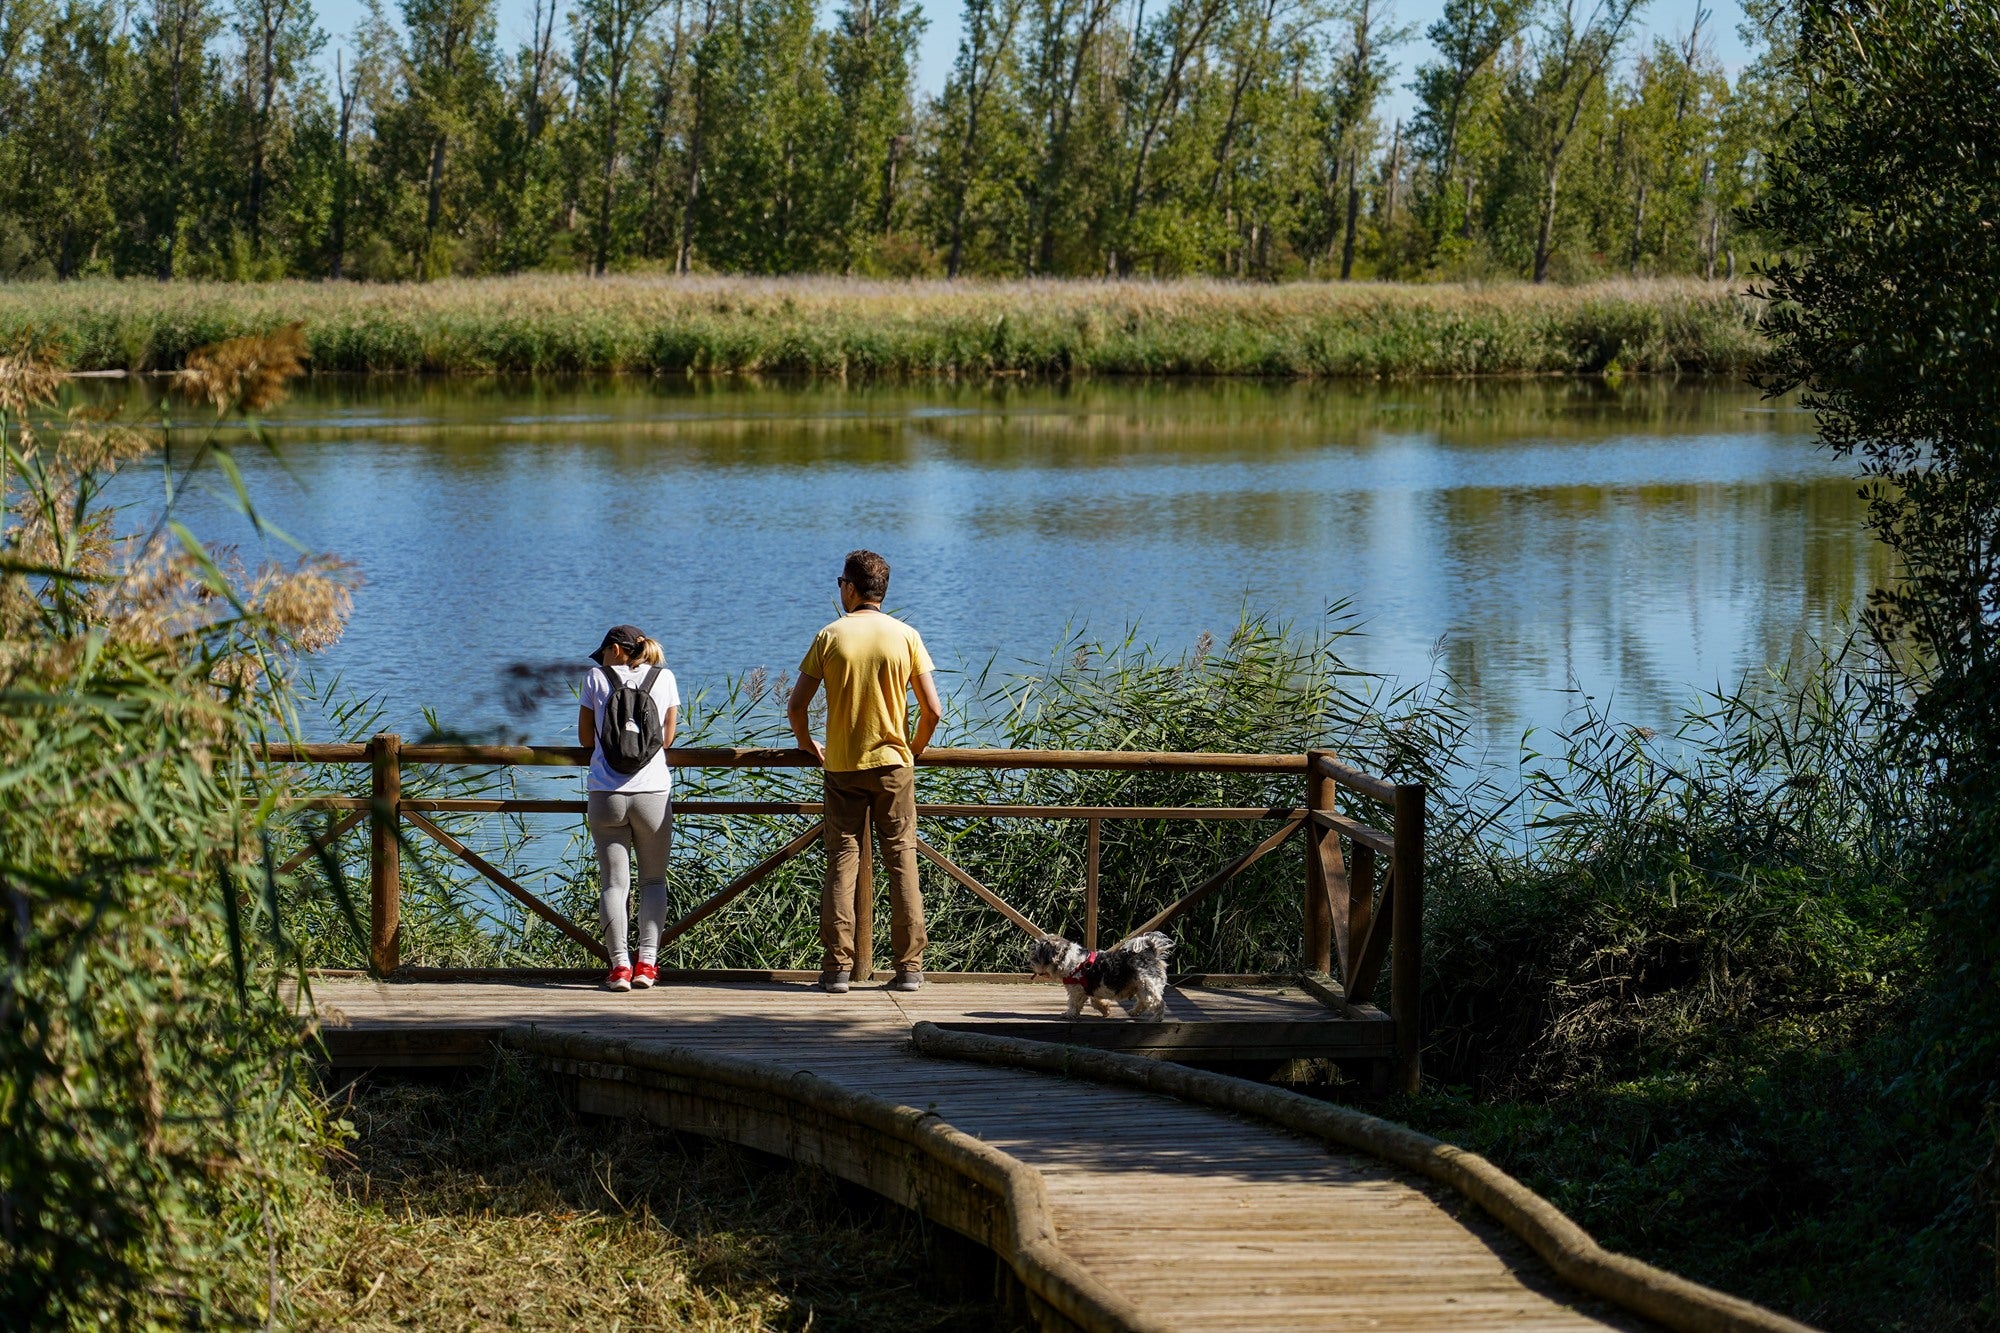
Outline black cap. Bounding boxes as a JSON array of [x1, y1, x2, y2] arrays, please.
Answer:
[[590, 624, 645, 665]]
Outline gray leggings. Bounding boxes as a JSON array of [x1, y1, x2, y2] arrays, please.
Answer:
[[587, 789, 673, 964]]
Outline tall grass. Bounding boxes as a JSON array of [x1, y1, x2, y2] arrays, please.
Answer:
[[0, 336, 364, 1324], [0, 276, 1766, 378]]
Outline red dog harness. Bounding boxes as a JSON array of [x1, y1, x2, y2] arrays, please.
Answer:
[[1063, 951, 1107, 989]]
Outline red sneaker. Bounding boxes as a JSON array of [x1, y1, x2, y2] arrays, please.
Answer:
[[632, 961, 658, 989], [603, 965, 633, 992]]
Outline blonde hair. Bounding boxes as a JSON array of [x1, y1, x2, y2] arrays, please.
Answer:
[[634, 635, 664, 667]]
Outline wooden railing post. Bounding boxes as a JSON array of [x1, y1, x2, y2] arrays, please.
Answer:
[[368, 732, 402, 977], [854, 809, 875, 981], [1392, 781, 1426, 1095], [1303, 752, 1335, 976], [1084, 818, 1101, 951]]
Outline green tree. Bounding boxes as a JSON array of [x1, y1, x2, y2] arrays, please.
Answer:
[[231, 0, 322, 265], [1408, 0, 1531, 258], [936, 0, 1027, 276], [825, 0, 923, 268], [381, 0, 499, 274], [1326, 0, 1409, 277], [4, 1, 122, 277], [1509, 0, 1641, 282], [122, 0, 223, 277], [1749, 0, 2000, 1228], [575, 0, 667, 273]]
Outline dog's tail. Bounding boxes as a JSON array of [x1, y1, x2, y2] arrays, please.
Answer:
[[1127, 931, 1175, 964]]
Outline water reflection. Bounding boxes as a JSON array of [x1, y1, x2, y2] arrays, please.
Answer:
[[114, 375, 1879, 745]]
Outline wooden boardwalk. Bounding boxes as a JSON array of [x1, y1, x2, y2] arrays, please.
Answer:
[[314, 976, 1669, 1332]]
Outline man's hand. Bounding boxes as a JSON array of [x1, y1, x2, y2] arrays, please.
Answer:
[[787, 672, 825, 766], [911, 670, 943, 759]]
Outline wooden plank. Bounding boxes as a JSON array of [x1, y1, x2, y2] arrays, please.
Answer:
[[654, 821, 826, 949], [1119, 818, 1305, 942], [1305, 752, 1336, 976], [1085, 817, 1101, 950], [1346, 866, 1394, 1006], [1393, 782, 1426, 1095], [1297, 970, 1348, 1014], [277, 808, 363, 874], [1350, 842, 1377, 997], [403, 809, 610, 961], [270, 742, 1309, 774], [913, 837, 1047, 938], [927, 1018, 1397, 1058], [327, 796, 1308, 821], [1310, 808, 1396, 855], [367, 732, 400, 976], [1311, 751, 1398, 804]]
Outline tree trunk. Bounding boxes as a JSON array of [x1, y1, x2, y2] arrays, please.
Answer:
[[1340, 145, 1361, 279], [1382, 120, 1401, 228], [1627, 179, 1646, 273], [1532, 158, 1559, 283], [425, 135, 449, 262], [594, 67, 624, 275]]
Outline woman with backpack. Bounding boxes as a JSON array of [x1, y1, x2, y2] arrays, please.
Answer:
[[578, 624, 680, 992]]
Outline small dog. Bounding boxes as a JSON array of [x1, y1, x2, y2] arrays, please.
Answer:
[[1027, 932, 1174, 1022]]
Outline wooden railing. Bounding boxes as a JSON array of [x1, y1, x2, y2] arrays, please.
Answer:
[[266, 736, 1425, 1088]]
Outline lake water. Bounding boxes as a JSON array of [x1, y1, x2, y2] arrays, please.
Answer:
[[145, 375, 1880, 749]]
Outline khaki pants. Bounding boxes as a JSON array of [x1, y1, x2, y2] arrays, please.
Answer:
[[821, 764, 926, 973]]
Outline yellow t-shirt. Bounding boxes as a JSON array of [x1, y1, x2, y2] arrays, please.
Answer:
[[800, 610, 936, 772]]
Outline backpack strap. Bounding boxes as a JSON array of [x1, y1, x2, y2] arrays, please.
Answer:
[[599, 665, 622, 697], [639, 666, 661, 695]]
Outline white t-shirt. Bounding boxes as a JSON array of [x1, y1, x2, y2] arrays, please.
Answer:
[[579, 663, 681, 793]]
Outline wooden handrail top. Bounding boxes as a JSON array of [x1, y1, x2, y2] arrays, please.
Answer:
[[261, 741, 1319, 775], [1311, 751, 1400, 804], [283, 795, 1309, 821]]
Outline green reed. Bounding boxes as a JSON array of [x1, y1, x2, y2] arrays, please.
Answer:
[[0, 276, 1766, 379], [0, 336, 361, 1327]]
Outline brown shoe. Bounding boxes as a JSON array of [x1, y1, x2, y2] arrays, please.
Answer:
[[818, 969, 851, 994], [887, 970, 923, 992]]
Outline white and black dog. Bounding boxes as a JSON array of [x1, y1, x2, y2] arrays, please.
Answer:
[[1027, 932, 1174, 1022]]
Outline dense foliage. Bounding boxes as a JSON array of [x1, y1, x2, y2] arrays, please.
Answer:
[[0, 0, 1795, 281], [1751, 0, 2000, 1154], [0, 337, 356, 1325]]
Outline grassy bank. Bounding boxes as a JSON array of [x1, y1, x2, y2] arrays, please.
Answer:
[[0, 276, 1765, 378], [294, 1054, 997, 1331]]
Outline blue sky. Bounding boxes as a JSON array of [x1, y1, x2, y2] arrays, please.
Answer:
[[309, 0, 1759, 128]]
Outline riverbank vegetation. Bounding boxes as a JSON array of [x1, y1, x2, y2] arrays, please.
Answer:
[[0, 276, 1763, 377], [0, 0, 1792, 284], [0, 334, 355, 1322]]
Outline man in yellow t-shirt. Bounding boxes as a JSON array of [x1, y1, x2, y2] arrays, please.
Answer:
[[788, 549, 943, 993]]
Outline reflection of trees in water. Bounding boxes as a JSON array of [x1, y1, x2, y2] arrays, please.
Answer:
[[100, 374, 1797, 471], [1431, 474, 1887, 737]]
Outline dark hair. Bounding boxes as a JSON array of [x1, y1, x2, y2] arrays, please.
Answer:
[[842, 549, 890, 602]]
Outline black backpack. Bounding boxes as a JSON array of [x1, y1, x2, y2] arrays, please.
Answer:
[[596, 665, 665, 774]]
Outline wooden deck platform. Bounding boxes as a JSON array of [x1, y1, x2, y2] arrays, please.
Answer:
[[314, 973, 1393, 1068], [309, 976, 1693, 1332]]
